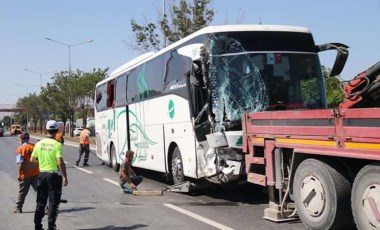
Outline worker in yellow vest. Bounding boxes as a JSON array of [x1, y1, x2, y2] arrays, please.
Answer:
[[76, 124, 91, 167]]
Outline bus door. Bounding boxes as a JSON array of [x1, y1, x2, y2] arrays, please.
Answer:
[[114, 74, 129, 163], [106, 80, 120, 162]]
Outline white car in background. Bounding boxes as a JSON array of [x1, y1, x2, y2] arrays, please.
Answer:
[[73, 126, 84, 136]]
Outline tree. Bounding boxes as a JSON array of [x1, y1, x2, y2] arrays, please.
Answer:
[[323, 66, 345, 108], [16, 93, 45, 133], [130, 0, 214, 52], [41, 68, 107, 136], [2, 115, 11, 127], [76, 68, 108, 127]]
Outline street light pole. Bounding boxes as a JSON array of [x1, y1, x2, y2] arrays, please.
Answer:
[[15, 83, 30, 94], [45, 37, 93, 137], [45, 38, 93, 74], [15, 83, 40, 94], [24, 69, 56, 89]]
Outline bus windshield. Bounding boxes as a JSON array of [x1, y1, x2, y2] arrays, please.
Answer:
[[208, 32, 325, 131]]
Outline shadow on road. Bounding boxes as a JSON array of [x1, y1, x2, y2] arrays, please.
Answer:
[[79, 224, 149, 230], [59, 206, 95, 213], [134, 167, 269, 205]]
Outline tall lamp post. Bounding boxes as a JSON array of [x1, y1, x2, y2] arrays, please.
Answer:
[[15, 83, 39, 94], [45, 37, 93, 136], [24, 69, 57, 89], [45, 38, 93, 74]]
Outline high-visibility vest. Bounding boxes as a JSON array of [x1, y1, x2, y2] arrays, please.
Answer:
[[79, 129, 90, 145], [16, 143, 39, 179], [55, 132, 64, 144]]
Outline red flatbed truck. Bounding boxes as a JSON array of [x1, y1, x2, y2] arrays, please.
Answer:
[[242, 61, 380, 229]]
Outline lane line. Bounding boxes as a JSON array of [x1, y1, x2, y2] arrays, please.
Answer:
[[7, 137, 20, 144], [75, 166, 93, 174], [103, 178, 119, 186], [10, 135, 233, 230], [163, 203, 234, 230]]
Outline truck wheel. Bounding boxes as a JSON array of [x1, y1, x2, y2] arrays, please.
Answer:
[[352, 164, 380, 230], [110, 144, 119, 172], [171, 147, 184, 185], [293, 159, 352, 230]]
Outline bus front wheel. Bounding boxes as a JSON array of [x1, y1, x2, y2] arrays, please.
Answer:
[[171, 147, 184, 185]]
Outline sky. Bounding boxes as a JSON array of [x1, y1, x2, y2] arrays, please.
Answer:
[[0, 0, 379, 106]]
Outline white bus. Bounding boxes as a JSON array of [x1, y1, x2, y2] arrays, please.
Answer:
[[94, 24, 347, 185]]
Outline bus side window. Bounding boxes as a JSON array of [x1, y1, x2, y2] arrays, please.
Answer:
[[107, 81, 115, 108], [164, 49, 191, 88], [115, 74, 127, 107], [95, 83, 107, 112]]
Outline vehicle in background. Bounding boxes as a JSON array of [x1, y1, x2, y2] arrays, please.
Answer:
[[10, 125, 22, 136], [73, 125, 84, 136], [0, 123, 4, 137]]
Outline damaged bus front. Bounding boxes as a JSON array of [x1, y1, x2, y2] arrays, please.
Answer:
[[184, 26, 347, 184]]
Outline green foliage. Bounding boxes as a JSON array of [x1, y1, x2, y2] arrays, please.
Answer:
[[131, 0, 214, 52], [2, 115, 11, 126], [323, 66, 345, 108], [16, 93, 43, 132], [15, 68, 108, 135], [300, 78, 320, 101]]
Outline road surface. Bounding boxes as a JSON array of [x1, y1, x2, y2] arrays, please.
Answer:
[[0, 132, 305, 230]]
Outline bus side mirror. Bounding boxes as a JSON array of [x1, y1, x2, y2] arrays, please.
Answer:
[[317, 43, 349, 77]]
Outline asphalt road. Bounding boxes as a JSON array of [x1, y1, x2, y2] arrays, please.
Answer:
[[0, 132, 305, 230]]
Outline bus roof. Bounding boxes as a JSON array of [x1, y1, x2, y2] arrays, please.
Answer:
[[102, 24, 311, 84]]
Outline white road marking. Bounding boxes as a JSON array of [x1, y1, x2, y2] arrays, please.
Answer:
[[163, 203, 234, 230], [75, 166, 93, 174], [103, 178, 119, 186], [9, 135, 232, 229], [8, 137, 20, 143]]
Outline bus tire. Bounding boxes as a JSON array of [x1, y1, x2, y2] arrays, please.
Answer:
[[171, 147, 184, 185], [110, 144, 119, 172], [352, 164, 380, 230], [293, 159, 352, 230]]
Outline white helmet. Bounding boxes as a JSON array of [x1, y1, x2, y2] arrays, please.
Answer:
[[46, 120, 58, 131]]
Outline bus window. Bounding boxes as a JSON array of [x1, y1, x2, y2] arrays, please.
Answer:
[[107, 80, 115, 107], [164, 49, 192, 86], [127, 68, 139, 102], [144, 56, 164, 97], [115, 73, 127, 107], [95, 83, 107, 112]]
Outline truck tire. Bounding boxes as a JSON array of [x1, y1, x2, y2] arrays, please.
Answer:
[[293, 159, 352, 230], [352, 164, 380, 230], [171, 147, 184, 185], [110, 144, 119, 172]]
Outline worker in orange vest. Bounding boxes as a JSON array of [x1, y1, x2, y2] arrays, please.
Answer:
[[14, 133, 39, 213], [55, 132, 64, 144], [76, 124, 91, 167]]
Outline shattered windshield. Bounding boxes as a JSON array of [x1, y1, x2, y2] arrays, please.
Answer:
[[208, 32, 325, 131]]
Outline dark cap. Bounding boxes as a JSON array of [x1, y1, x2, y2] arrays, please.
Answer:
[[19, 132, 30, 141]]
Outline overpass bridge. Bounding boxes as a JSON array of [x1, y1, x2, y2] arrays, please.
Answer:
[[0, 104, 25, 112]]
